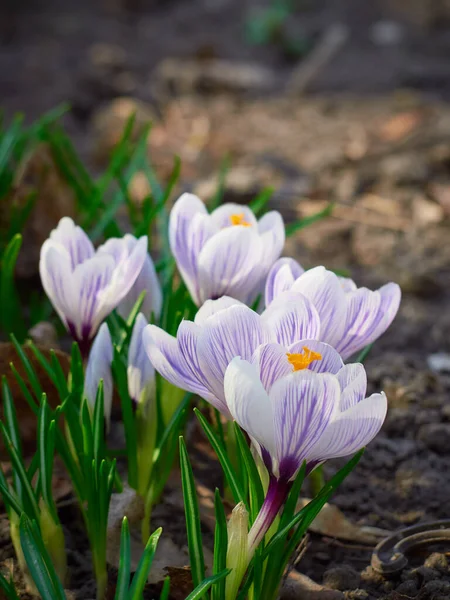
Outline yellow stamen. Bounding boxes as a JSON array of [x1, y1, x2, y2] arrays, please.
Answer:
[[286, 347, 322, 371], [230, 213, 251, 227]]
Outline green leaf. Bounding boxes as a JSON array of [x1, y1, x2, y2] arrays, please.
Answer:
[[249, 187, 274, 216], [19, 514, 66, 600], [185, 570, 231, 600], [285, 202, 334, 237], [212, 489, 228, 600], [38, 397, 57, 520], [0, 571, 19, 600], [127, 527, 162, 600], [0, 235, 24, 338], [159, 577, 170, 600], [0, 423, 40, 521], [2, 377, 24, 497], [115, 517, 131, 600], [195, 409, 245, 506], [10, 334, 44, 400], [179, 437, 205, 589], [112, 347, 138, 490], [234, 423, 264, 522], [355, 343, 373, 364]]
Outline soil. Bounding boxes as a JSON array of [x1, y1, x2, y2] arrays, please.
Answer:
[[1, 0, 450, 599]]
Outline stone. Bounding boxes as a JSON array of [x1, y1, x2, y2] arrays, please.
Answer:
[[418, 423, 450, 453], [323, 566, 361, 591], [28, 322, 59, 349], [396, 579, 418, 595], [427, 353, 450, 374], [424, 553, 448, 573]]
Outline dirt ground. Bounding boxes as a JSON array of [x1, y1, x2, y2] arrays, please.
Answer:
[[1, 1, 450, 599]]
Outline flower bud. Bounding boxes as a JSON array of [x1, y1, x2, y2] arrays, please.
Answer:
[[225, 502, 249, 600]]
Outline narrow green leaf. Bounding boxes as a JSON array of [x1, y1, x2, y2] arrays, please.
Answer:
[[0, 571, 19, 600], [212, 489, 227, 600], [112, 348, 138, 489], [355, 343, 373, 364], [127, 527, 162, 600], [159, 577, 170, 600], [19, 515, 66, 600], [93, 381, 105, 464], [285, 202, 334, 237], [0, 423, 40, 521], [249, 187, 274, 216], [10, 334, 44, 399], [115, 518, 131, 600], [2, 377, 24, 497], [185, 570, 231, 600], [195, 409, 245, 506], [234, 423, 264, 522], [179, 437, 205, 589]]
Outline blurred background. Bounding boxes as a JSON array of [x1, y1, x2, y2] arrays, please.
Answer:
[[2, 0, 450, 289]]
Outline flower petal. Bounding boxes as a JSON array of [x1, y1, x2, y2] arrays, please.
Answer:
[[251, 343, 293, 392], [287, 339, 344, 374], [118, 251, 163, 322], [257, 211, 285, 267], [197, 304, 268, 403], [210, 203, 258, 229], [197, 227, 265, 304], [72, 254, 117, 340], [142, 323, 217, 406], [335, 283, 401, 359], [272, 370, 340, 480], [225, 357, 275, 457], [128, 314, 155, 404], [265, 258, 304, 307], [169, 193, 214, 306], [39, 242, 76, 330], [49, 217, 95, 269], [308, 392, 387, 463], [291, 267, 347, 347], [336, 363, 367, 411], [194, 296, 244, 326], [84, 323, 113, 425], [262, 292, 320, 346]]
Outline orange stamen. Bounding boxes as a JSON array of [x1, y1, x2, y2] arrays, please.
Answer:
[[230, 213, 251, 227], [286, 347, 322, 371]]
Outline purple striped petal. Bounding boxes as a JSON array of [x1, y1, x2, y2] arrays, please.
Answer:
[[257, 212, 285, 269], [335, 283, 401, 359], [265, 258, 305, 307], [307, 392, 387, 463], [336, 364, 367, 411], [251, 343, 293, 392], [291, 267, 347, 347], [197, 304, 269, 403], [194, 297, 244, 326], [49, 217, 95, 269], [118, 251, 162, 322], [339, 276, 357, 293], [225, 357, 276, 458], [142, 324, 216, 404], [73, 254, 116, 341], [272, 371, 340, 480], [39, 242, 76, 331], [128, 314, 155, 404], [169, 194, 214, 306], [84, 323, 113, 425], [262, 292, 320, 346], [287, 340, 344, 374], [197, 227, 266, 304], [209, 203, 258, 229]]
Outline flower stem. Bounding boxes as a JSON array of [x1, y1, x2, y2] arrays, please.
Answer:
[[247, 477, 291, 559]]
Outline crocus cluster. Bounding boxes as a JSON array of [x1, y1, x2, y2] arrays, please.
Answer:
[[40, 193, 401, 583]]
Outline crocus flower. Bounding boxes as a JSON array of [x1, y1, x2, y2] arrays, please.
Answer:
[[143, 294, 320, 418], [84, 314, 155, 427], [169, 193, 285, 306], [39, 218, 147, 354], [223, 340, 387, 552], [265, 259, 401, 359]]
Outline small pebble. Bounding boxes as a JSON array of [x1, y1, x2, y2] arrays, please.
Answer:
[[396, 580, 419, 595], [424, 552, 448, 573], [418, 423, 450, 454], [427, 353, 450, 373]]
